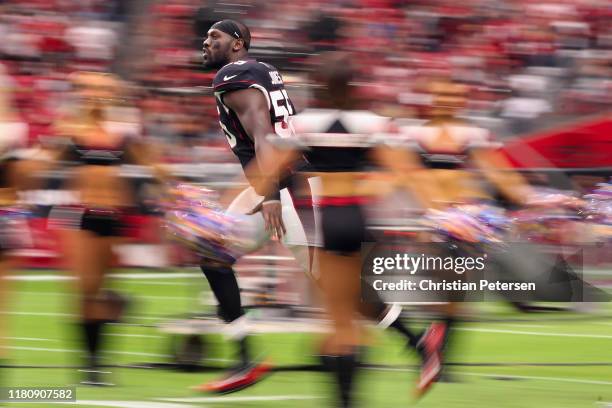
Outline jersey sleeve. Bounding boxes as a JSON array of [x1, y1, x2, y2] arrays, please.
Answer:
[[212, 62, 261, 94]]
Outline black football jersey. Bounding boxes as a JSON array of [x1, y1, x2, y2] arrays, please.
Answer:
[[212, 59, 296, 171]]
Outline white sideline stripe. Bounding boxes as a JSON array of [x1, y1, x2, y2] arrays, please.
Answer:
[[110, 273, 200, 279], [66, 401, 196, 408], [53, 396, 320, 408], [6, 270, 300, 282], [2, 311, 165, 321], [11, 281, 193, 287], [124, 316, 163, 321], [14, 291, 71, 297], [102, 350, 169, 358], [376, 367, 612, 386], [107, 333, 162, 339], [585, 270, 612, 276], [16, 291, 191, 301], [463, 372, 612, 386], [4, 310, 612, 338], [495, 324, 547, 329], [5, 275, 74, 281], [5, 272, 203, 281], [160, 395, 320, 403], [5, 334, 160, 341], [1, 311, 75, 317], [458, 327, 612, 340], [140, 296, 190, 301], [5, 346, 169, 358], [106, 350, 170, 358], [124, 282, 192, 286], [2, 336, 53, 342], [6, 263, 304, 282]]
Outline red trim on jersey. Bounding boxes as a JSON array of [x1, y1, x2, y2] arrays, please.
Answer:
[[383, 230, 418, 238], [292, 197, 314, 208], [213, 80, 256, 89], [317, 196, 371, 207], [230, 116, 247, 140]]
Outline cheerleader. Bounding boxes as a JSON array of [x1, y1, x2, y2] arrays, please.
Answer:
[[50, 72, 164, 385]]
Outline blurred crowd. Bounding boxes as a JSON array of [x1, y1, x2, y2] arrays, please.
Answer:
[[0, 0, 611, 163]]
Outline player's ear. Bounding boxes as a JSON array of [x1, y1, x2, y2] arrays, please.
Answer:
[[233, 38, 245, 52]]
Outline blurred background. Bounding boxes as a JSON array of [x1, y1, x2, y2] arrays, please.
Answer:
[[0, 0, 610, 157], [0, 0, 611, 407]]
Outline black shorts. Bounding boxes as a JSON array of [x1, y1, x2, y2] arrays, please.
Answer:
[[320, 203, 366, 254], [81, 208, 123, 237], [50, 206, 123, 237]]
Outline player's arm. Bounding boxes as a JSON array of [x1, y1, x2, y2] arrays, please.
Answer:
[[367, 121, 447, 209], [222, 88, 287, 238], [123, 138, 175, 183], [470, 148, 532, 206], [371, 145, 446, 209]]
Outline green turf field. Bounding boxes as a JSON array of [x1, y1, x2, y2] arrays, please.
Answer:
[[1, 269, 611, 407]]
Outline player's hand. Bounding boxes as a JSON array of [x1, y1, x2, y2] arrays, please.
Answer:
[[261, 201, 286, 240]]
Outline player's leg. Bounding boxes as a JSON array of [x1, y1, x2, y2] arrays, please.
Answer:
[[285, 178, 421, 400], [284, 174, 318, 269], [318, 203, 366, 408], [359, 285, 421, 348], [415, 242, 466, 395], [194, 187, 272, 393], [286, 175, 417, 333], [0, 251, 11, 367], [278, 176, 323, 316], [201, 259, 249, 365], [195, 259, 272, 393], [73, 210, 127, 386], [319, 249, 362, 408], [415, 307, 450, 396], [72, 226, 107, 385], [0, 160, 21, 372], [299, 176, 423, 348]]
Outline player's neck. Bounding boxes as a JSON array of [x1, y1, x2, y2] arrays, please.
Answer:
[[228, 51, 249, 64]]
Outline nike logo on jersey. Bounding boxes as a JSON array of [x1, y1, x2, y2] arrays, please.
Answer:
[[223, 74, 238, 81]]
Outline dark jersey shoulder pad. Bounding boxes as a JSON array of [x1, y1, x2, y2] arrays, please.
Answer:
[[213, 61, 264, 94]]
